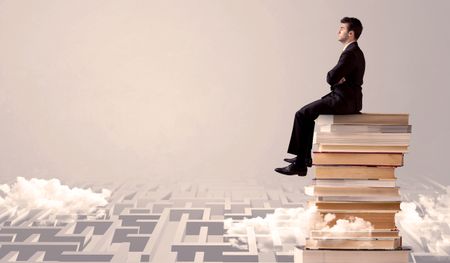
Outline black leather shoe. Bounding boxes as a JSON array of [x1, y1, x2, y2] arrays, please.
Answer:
[[275, 162, 308, 176], [284, 156, 313, 167], [284, 156, 297, 163]]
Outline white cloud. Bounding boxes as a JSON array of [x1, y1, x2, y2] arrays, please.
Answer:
[[396, 185, 450, 255], [225, 185, 450, 255], [319, 214, 374, 234], [225, 206, 373, 252], [0, 177, 111, 221]]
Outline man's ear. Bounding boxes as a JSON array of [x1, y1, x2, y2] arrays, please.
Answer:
[[348, 30, 355, 39]]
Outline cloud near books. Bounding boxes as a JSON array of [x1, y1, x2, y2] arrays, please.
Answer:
[[224, 206, 316, 251], [225, 188, 450, 254], [0, 177, 111, 220], [395, 186, 450, 255], [224, 205, 374, 252]]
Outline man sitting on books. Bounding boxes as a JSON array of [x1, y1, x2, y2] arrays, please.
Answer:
[[275, 17, 365, 176]]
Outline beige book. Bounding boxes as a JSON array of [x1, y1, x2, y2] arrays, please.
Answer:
[[315, 165, 396, 179], [297, 246, 410, 263], [313, 152, 404, 166], [305, 237, 402, 250], [317, 208, 400, 214], [315, 144, 409, 153], [316, 195, 402, 202], [316, 212, 397, 230], [310, 229, 400, 238], [313, 179, 396, 187], [313, 132, 411, 145], [309, 200, 401, 211], [318, 123, 412, 133], [317, 211, 397, 221], [316, 113, 409, 126], [305, 185, 400, 197]]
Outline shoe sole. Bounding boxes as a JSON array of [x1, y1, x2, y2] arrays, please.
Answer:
[[274, 168, 308, 176]]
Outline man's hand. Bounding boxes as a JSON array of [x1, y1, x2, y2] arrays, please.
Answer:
[[338, 77, 346, 84]]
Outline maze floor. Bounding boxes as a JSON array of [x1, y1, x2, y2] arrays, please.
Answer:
[[0, 174, 448, 263]]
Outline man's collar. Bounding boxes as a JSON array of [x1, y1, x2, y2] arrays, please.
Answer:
[[343, 41, 357, 52]]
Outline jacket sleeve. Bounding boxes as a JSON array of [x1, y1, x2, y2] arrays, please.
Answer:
[[326, 51, 355, 85]]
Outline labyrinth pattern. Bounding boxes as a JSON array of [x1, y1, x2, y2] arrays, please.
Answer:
[[0, 175, 448, 263]]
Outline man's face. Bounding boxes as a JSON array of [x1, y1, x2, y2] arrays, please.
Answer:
[[338, 23, 351, 43]]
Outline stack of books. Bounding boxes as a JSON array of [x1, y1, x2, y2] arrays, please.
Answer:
[[301, 113, 412, 263]]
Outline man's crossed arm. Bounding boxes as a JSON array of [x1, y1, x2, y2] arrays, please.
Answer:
[[327, 51, 354, 86]]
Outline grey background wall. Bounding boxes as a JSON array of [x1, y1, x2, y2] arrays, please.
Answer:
[[1, 0, 449, 184]]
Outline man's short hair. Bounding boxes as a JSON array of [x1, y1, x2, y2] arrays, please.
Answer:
[[340, 17, 363, 40]]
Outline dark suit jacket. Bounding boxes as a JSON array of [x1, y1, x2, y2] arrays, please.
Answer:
[[322, 41, 365, 112]]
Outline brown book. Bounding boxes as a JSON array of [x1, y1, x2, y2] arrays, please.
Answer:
[[316, 196, 402, 202], [314, 144, 409, 153], [310, 229, 400, 238], [315, 166, 396, 179], [298, 246, 410, 263], [309, 200, 401, 211], [313, 152, 404, 166], [316, 113, 409, 126], [305, 237, 402, 250], [316, 211, 397, 230]]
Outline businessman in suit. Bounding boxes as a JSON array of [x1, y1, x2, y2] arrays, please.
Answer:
[[275, 17, 365, 177]]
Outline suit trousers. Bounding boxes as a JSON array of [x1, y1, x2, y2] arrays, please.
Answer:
[[287, 91, 362, 158]]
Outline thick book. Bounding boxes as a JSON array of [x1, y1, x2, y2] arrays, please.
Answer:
[[313, 179, 396, 187], [318, 124, 412, 133], [316, 211, 397, 226], [312, 152, 404, 166], [297, 246, 410, 263], [313, 144, 409, 153], [305, 185, 400, 197], [316, 195, 402, 202], [310, 229, 400, 238], [309, 200, 401, 211], [305, 237, 402, 250], [313, 132, 411, 145], [316, 113, 409, 126], [314, 166, 396, 179]]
